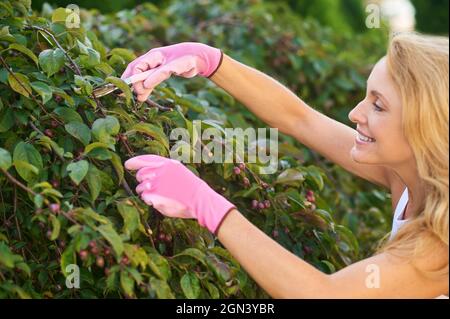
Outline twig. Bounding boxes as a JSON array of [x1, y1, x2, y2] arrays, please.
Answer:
[[24, 25, 82, 76]]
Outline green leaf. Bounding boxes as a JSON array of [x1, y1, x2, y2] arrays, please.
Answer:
[[275, 168, 305, 186], [180, 272, 201, 299], [105, 76, 132, 106], [61, 245, 76, 277], [0, 26, 15, 42], [51, 7, 70, 23], [38, 48, 65, 77], [129, 123, 169, 150], [173, 248, 207, 266], [49, 214, 61, 240], [7, 43, 38, 65], [147, 249, 171, 281], [8, 72, 31, 98], [33, 194, 44, 209], [92, 116, 120, 149], [30, 81, 52, 104], [117, 201, 140, 237], [67, 160, 89, 185], [120, 269, 135, 297], [54, 107, 83, 123], [86, 164, 102, 201], [109, 151, 124, 184], [0, 242, 15, 268], [0, 107, 14, 132], [77, 39, 100, 68], [65, 122, 91, 146], [13, 142, 43, 182], [98, 223, 124, 258], [0, 147, 12, 170], [149, 277, 175, 299]]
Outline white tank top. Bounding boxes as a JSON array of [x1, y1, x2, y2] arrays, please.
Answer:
[[389, 187, 409, 241], [389, 187, 449, 299]]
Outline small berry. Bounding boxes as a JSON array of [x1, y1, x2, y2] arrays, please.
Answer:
[[243, 177, 250, 187], [49, 203, 60, 213], [251, 200, 259, 209], [158, 233, 166, 241], [44, 129, 54, 138], [284, 227, 290, 234], [273, 230, 279, 238], [79, 250, 88, 261], [59, 240, 66, 249], [238, 163, 245, 170], [51, 179, 60, 188], [89, 240, 97, 249], [263, 200, 271, 208], [306, 190, 316, 203], [104, 268, 110, 276], [121, 256, 130, 265], [233, 167, 241, 175], [258, 202, 265, 210], [96, 256, 105, 268], [303, 246, 313, 255], [165, 234, 172, 242], [90, 246, 99, 255], [50, 120, 59, 128], [46, 229, 52, 239], [104, 248, 111, 256], [261, 182, 269, 189]]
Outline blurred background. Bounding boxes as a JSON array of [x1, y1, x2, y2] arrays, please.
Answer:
[[31, 0, 449, 35]]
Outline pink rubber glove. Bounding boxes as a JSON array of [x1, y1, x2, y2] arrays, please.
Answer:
[[121, 42, 224, 102], [124, 155, 236, 235]]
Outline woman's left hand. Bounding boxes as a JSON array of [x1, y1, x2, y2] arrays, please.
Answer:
[[125, 155, 236, 235]]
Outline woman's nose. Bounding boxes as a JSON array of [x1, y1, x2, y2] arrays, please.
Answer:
[[348, 101, 367, 124]]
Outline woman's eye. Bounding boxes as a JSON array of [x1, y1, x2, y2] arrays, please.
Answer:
[[373, 99, 383, 112]]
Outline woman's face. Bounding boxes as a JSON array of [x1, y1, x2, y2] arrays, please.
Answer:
[[348, 57, 414, 167]]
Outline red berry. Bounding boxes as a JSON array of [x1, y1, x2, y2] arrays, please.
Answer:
[[251, 200, 258, 209], [261, 182, 269, 189], [303, 246, 313, 255], [273, 230, 279, 238], [90, 246, 99, 255], [104, 248, 111, 256], [121, 256, 129, 265], [50, 120, 59, 128], [49, 203, 60, 213], [96, 256, 105, 268], [51, 179, 60, 188], [46, 229, 52, 239], [233, 167, 241, 175], [79, 250, 88, 261], [158, 233, 166, 241], [306, 190, 316, 203], [89, 240, 97, 248], [243, 177, 250, 187], [238, 163, 245, 170], [44, 129, 54, 138], [263, 200, 271, 208], [258, 202, 265, 210]]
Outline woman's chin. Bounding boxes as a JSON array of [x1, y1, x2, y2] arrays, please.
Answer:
[[350, 147, 372, 164]]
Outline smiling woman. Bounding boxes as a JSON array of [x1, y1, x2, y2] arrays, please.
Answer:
[[123, 30, 449, 298]]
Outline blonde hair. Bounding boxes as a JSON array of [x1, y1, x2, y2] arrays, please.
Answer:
[[376, 32, 449, 280]]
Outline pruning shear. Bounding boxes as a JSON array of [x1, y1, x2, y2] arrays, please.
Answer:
[[93, 69, 156, 97]]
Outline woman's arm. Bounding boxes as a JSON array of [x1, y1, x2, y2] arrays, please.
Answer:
[[217, 209, 449, 298], [210, 53, 391, 189]]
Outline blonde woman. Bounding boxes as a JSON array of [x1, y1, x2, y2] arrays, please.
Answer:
[[122, 32, 449, 298]]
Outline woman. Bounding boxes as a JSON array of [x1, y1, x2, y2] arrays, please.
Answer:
[[121, 32, 448, 298]]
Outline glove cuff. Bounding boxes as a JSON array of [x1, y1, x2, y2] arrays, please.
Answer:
[[193, 181, 236, 235]]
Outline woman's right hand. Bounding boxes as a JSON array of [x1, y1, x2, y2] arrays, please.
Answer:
[[121, 42, 223, 101]]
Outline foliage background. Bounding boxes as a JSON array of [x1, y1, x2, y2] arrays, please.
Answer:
[[0, 0, 446, 298]]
